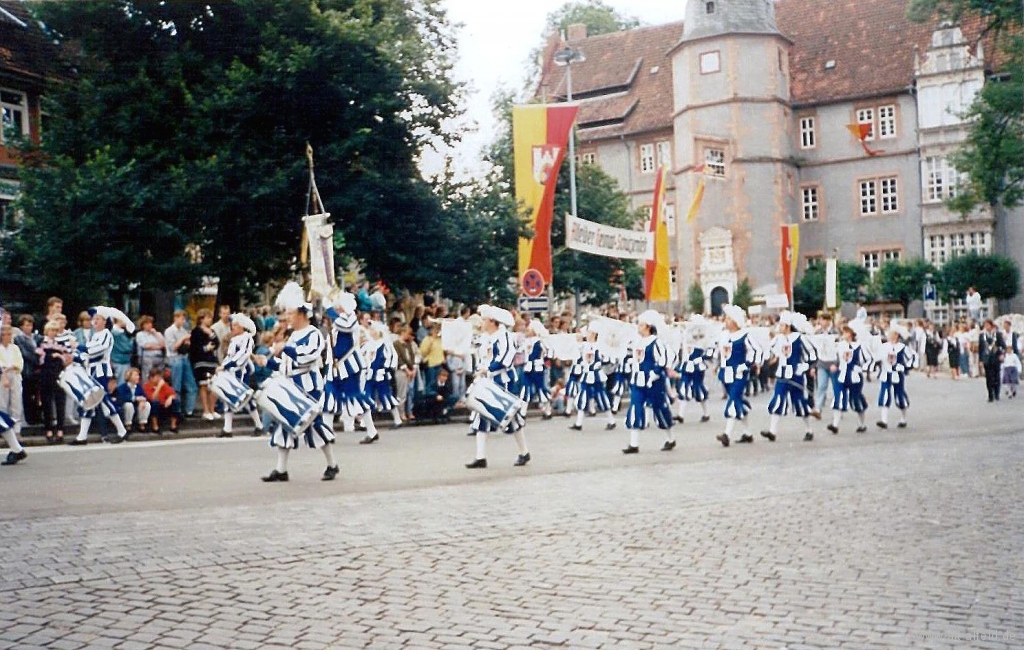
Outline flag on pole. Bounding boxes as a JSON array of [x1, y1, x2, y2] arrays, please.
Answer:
[[845, 123, 881, 157], [645, 165, 672, 302], [825, 258, 839, 309], [513, 104, 579, 285], [684, 163, 707, 224], [780, 224, 799, 308]]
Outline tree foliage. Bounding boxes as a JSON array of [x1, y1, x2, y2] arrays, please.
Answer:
[[687, 281, 705, 315], [544, 1, 640, 38], [939, 252, 1020, 301], [732, 278, 754, 310], [793, 262, 871, 316], [14, 0, 460, 307], [872, 258, 938, 313]]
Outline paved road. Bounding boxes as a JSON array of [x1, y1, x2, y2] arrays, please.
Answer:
[[0, 377, 1021, 649]]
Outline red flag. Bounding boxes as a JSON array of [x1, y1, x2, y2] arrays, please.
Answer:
[[780, 224, 800, 307], [846, 123, 881, 157]]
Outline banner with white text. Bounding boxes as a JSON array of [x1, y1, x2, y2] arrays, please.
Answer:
[[564, 214, 654, 261]]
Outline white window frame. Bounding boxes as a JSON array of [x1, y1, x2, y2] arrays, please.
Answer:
[[0, 88, 29, 143], [656, 140, 672, 168], [878, 104, 897, 139], [859, 179, 877, 216], [923, 157, 959, 202], [880, 176, 899, 213], [699, 51, 721, 75], [580, 151, 596, 166], [664, 203, 677, 236], [927, 234, 948, 266], [639, 144, 655, 174], [862, 249, 901, 278], [856, 107, 875, 141], [669, 267, 679, 297], [705, 147, 725, 177], [801, 186, 819, 221], [799, 116, 816, 149]]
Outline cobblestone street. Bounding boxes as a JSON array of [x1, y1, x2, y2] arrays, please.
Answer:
[[0, 378, 1022, 649]]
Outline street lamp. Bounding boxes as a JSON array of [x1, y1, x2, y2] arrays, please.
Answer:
[[554, 44, 585, 319]]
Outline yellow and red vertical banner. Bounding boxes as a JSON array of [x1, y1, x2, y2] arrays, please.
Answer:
[[645, 165, 671, 302], [513, 104, 579, 285], [780, 223, 800, 307], [684, 163, 707, 224]]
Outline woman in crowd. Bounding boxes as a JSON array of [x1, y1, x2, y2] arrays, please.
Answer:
[[945, 324, 961, 380], [418, 323, 446, 393], [0, 325, 25, 441], [38, 320, 70, 443], [924, 324, 941, 378], [134, 315, 166, 380], [188, 308, 220, 421], [73, 312, 92, 348]]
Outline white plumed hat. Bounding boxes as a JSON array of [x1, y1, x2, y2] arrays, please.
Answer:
[[638, 310, 665, 329], [275, 282, 311, 313], [722, 304, 747, 329], [230, 313, 257, 334]]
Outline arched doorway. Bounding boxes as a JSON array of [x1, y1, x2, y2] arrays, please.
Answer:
[[710, 286, 729, 316]]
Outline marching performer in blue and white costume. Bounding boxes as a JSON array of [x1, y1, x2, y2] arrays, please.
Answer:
[[827, 322, 872, 435], [876, 324, 915, 430], [217, 313, 263, 438], [760, 311, 817, 443], [715, 305, 760, 447], [363, 321, 403, 429], [608, 344, 634, 415], [674, 316, 712, 424], [69, 307, 131, 445], [569, 329, 616, 432], [466, 305, 530, 469], [519, 320, 553, 419], [0, 407, 25, 465], [563, 327, 586, 419], [622, 310, 675, 454], [323, 291, 378, 444], [256, 283, 339, 482]]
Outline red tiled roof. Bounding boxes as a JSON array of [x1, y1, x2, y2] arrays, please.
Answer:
[[0, 0, 64, 85]]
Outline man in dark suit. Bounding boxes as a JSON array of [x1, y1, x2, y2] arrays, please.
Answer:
[[419, 366, 455, 423], [978, 320, 1005, 402]]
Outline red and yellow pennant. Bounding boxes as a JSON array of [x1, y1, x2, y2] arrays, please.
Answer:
[[513, 104, 579, 285], [645, 165, 671, 302], [684, 162, 706, 224], [846, 123, 882, 157], [780, 223, 800, 308]]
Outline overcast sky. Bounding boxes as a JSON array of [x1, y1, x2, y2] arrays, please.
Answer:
[[424, 0, 688, 178]]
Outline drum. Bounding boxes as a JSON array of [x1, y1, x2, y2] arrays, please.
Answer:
[[209, 371, 254, 412], [255, 375, 318, 436], [59, 365, 105, 410], [465, 379, 526, 430]]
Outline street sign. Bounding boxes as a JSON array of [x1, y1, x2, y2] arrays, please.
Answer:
[[518, 296, 550, 313], [521, 268, 545, 298]]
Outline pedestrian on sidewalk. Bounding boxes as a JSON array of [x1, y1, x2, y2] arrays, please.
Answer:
[[1001, 346, 1020, 399], [979, 320, 1005, 402]]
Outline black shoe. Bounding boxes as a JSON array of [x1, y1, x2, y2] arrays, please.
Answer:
[[876, 421, 888, 429], [1, 450, 26, 466], [700, 415, 711, 423], [390, 422, 403, 430], [661, 440, 676, 452], [621, 445, 639, 454], [569, 424, 583, 431], [261, 470, 289, 482], [760, 430, 776, 442], [827, 424, 839, 434], [105, 436, 123, 445], [216, 431, 233, 438], [514, 453, 531, 467], [252, 428, 263, 437], [356, 425, 367, 432], [359, 433, 380, 445], [542, 413, 553, 420], [465, 458, 487, 469], [737, 433, 754, 444], [897, 422, 907, 429], [673, 415, 684, 423], [68, 438, 87, 446], [152, 429, 162, 436], [322, 465, 339, 481], [716, 434, 730, 447], [803, 432, 814, 442], [856, 426, 867, 433], [466, 431, 477, 436], [605, 422, 616, 431], [169, 427, 179, 434]]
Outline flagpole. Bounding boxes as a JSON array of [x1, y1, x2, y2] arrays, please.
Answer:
[[554, 42, 585, 321]]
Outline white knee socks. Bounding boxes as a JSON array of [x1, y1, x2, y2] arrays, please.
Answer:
[[701, 401, 709, 417], [831, 412, 842, 428], [247, 404, 262, 429], [276, 448, 289, 473], [2, 430, 23, 454], [77, 417, 92, 441], [321, 443, 337, 468], [340, 414, 355, 433], [363, 413, 378, 435], [605, 411, 615, 425], [223, 411, 234, 433], [513, 430, 528, 455], [899, 408, 907, 425], [110, 414, 127, 437], [725, 418, 737, 437], [677, 400, 686, 419], [629, 428, 640, 448], [802, 416, 811, 434], [769, 414, 781, 435], [574, 410, 585, 427], [475, 430, 487, 460], [391, 407, 402, 425], [879, 407, 889, 425]]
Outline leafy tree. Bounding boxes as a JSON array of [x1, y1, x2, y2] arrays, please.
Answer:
[[939, 252, 1020, 302], [733, 277, 754, 310], [545, 1, 640, 38], [687, 281, 705, 315], [873, 258, 938, 314], [793, 262, 871, 316], [15, 0, 460, 307], [907, 0, 1022, 42]]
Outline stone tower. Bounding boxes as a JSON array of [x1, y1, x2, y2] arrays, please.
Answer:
[[671, 0, 798, 314]]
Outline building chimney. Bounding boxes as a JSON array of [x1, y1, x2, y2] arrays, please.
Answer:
[[567, 23, 588, 42]]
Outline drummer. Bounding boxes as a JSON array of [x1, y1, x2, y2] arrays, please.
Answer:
[[760, 311, 817, 443], [69, 307, 131, 446], [255, 283, 339, 482], [622, 310, 676, 454], [323, 291, 378, 444], [466, 305, 531, 469], [216, 313, 264, 438]]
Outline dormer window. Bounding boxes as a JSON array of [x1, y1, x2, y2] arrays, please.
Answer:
[[706, 1, 715, 14]]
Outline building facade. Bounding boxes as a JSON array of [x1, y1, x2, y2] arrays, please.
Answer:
[[537, 0, 1022, 315]]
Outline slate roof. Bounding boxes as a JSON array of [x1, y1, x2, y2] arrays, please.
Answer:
[[0, 0, 64, 86]]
